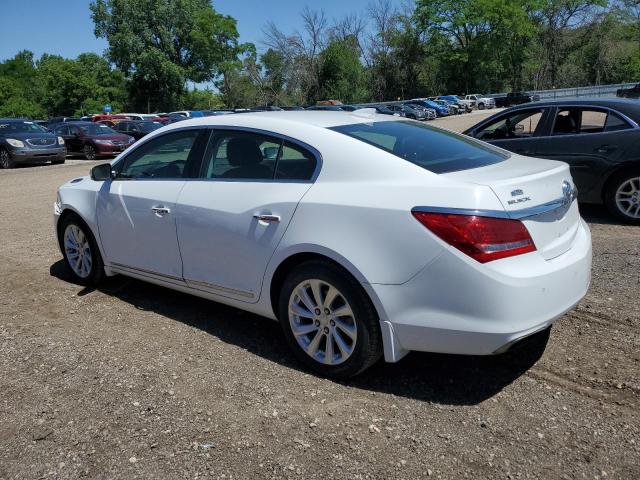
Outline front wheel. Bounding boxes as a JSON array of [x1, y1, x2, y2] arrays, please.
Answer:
[[278, 261, 382, 379], [0, 148, 14, 169], [59, 214, 105, 286], [83, 144, 96, 160], [605, 170, 640, 224], [478, 103, 485, 110]]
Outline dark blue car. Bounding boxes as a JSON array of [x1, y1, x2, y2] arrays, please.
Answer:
[[406, 99, 449, 117]]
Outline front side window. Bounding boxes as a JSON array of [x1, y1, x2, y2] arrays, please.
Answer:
[[201, 130, 317, 181], [331, 121, 508, 174], [118, 129, 200, 179], [475, 109, 545, 140]]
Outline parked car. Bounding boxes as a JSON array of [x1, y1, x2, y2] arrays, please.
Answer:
[[404, 103, 437, 120], [91, 114, 130, 124], [432, 99, 459, 115], [0, 118, 66, 168], [386, 104, 428, 120], [408, 99, 449, 117], [54, 110, 591, 378], [454, 95, 476, 112], [306, 105, 345, 111], [464, 98, 640, 223], [437, 95, 471, 113], [464, 94, 496, 110], [54, 121, 134, 160], [163, 113, 188, 124], [113, 120, 163, 141], [504, 92, 538, 107], [169, 110, 205, 118], [616, 83, 640, 99]]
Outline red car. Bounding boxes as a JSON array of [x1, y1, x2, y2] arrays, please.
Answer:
[[54, 122, 134, 160]]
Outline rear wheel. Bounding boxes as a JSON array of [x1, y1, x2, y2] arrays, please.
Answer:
[[0, 148, 14, 169], [59, 214, 105, 286], [83, 144, 96, 160], [605, 170, 640, 224], [278, 261, 382, 378]]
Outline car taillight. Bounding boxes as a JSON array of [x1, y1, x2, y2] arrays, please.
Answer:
[[412, 212, 536, 263]]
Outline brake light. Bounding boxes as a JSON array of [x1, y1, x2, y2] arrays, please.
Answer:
[[412, 212, 536, 263]]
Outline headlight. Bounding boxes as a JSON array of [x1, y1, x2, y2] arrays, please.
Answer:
[[58, 136, 65, 145], [6, 138, 25, 148], [94, 139, 112, 145]]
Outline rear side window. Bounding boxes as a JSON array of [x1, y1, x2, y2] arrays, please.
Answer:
[[201, 130, 317, 181], [605, 112, 632, 132], [552, 108, 631, 135], [330, 121, 508, 174]]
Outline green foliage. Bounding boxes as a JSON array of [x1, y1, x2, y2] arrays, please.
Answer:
[[319, 38, 369, 102], [90, 0, 250, 111]]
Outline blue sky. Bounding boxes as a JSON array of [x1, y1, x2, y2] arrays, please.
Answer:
[[0, 0, 390, 62]]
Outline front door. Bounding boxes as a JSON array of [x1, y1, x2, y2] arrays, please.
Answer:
[[96, 128, 206, 280], [176, 129, 318, 302], [472, 107, 549, 156]]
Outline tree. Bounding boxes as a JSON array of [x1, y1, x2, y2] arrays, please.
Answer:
[[319, 37, 368, 102], [90, 0, 250, 112]]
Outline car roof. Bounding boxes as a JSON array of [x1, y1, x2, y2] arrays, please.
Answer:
[[508, 97, 640, 120], [165, 110, 403, 129]]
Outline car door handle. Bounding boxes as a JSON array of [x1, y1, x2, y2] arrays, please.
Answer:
[[596, 145, 616, 153], [151, 206, 171, 216], [253, 214, 280, 223]]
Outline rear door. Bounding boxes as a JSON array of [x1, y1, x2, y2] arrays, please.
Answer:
[[176, 128, 318, 302], [533, 106, 636, 199]]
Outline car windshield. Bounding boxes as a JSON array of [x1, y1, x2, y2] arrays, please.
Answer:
[[79, 124, 117, 135], [0, 121, 47, 134], [330, 120, 509, 174], [136, 121, 162, 132]]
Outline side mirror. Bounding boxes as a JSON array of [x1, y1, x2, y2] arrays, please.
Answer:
[[90, 163, 114, 181], [514, 124, 525, 133]]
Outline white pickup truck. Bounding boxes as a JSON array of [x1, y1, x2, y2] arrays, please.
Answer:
[[464, 94, 496, 110]]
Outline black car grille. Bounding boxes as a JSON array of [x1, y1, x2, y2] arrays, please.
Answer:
[[26, 138, 56, 147]]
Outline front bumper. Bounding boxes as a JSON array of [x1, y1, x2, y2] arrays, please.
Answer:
[[9, 147, 66, 163], [94, 143, 130, 155], [370, 219, 592, 358]]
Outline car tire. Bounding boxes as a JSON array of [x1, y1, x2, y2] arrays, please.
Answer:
[[83, 145, 96, 160], [59, 213, 105, 286], [478, 103, 485, 110], [0, 148, 15, 169], [604, 169, 640, 225], [278, 260, 383, 379]]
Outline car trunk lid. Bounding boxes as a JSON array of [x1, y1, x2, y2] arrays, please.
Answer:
[[444, 155, 580, 260]]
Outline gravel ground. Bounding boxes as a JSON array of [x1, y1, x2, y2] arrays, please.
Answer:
[[0, 112, 638, 479]]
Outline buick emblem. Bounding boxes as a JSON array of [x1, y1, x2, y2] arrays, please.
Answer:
[[562, 180, 572, 205]]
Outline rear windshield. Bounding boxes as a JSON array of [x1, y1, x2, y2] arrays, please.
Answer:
[[330, 120, 508, 173]]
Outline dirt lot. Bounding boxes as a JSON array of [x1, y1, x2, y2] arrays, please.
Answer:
[[1, 112, 638, 479]]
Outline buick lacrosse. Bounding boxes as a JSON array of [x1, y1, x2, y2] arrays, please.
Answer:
[[54, 110, 592, 378]]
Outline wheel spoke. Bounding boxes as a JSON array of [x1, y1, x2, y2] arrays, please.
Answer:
[[333, 328, 352, 356], [292, 322, 319, 337], [290, 302, 314, 319], [324, 332, 334, 364], [330, 304, 353, 319], [323, 286, 339, 309], [306, 330, 323, 357], [335, 319, 357, 341], [297, 286, 317, 312], [309, 280, 324, 309]]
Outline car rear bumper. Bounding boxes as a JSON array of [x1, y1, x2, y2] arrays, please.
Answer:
[[369, 219, 591, 358], [9, 147, 66, 163]]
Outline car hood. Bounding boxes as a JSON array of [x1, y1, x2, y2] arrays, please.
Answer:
[[2, 131, 57, 141]]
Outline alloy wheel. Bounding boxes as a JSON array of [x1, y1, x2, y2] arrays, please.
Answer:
[[0, 149, 10, 169], [288, 279, 357, 365], [64, 224, 92, 278], [84, 145, 96, 160], [615, 176, 640, 219]]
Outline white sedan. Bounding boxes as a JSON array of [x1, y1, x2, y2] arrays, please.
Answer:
[[54, 110, 592, 378]]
